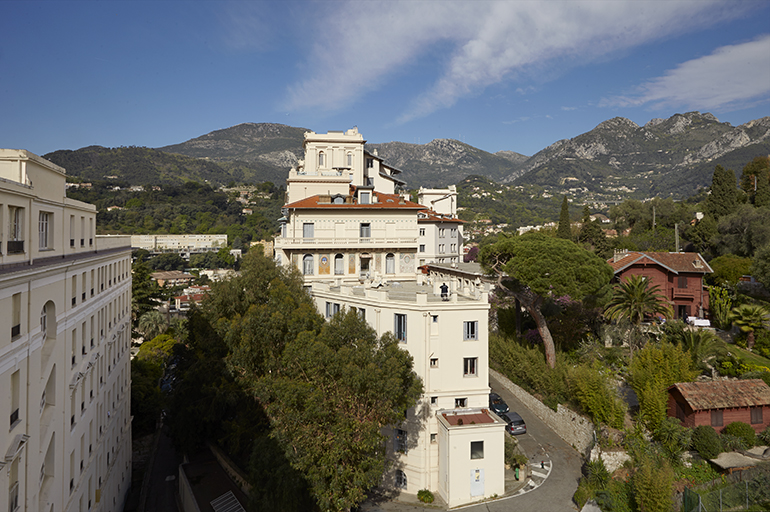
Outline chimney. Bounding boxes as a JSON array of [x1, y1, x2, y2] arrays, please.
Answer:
[[613, 248, 628, 263]]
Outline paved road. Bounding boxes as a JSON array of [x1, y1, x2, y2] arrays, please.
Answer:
[[484, 371, 582, 511], [143, 425, 181, 512]]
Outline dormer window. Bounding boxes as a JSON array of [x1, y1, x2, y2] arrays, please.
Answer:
[[360, 192, 370, 204], [332, 195, 345, 204]]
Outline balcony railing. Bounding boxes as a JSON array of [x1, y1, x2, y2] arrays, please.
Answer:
[[7, 240, 24, 254], [672, 287, 695, 299], [275, 236, 417, 247]]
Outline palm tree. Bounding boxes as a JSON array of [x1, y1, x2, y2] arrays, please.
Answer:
[[665, 323, 724, 371], [730, 304, 770, 350], [138, 310, 168, 342], [605, 275, 673, 358]]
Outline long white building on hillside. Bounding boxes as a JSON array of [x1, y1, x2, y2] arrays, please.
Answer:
[[275, 129, 503, 507], [0, 150, 132, 512]]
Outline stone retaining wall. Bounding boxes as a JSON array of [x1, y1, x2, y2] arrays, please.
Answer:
[[490, 368, 595, 455]]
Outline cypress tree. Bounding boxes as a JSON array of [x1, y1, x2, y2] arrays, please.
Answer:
[[755, 168, 770, 208], [705, 165, 738, 219], [557, 195, 571, 239]]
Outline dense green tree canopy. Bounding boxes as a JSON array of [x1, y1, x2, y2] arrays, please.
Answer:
[[713, 204, 770, 257], [481, 232, 614, 304], [707, 254, 753, 286], [752, 244, 770, 289], [182, 251, 422, 511]]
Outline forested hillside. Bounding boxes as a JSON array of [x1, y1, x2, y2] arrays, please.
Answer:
[[66, 180, 283, 242]]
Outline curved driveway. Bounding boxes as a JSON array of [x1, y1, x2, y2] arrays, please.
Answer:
[[483, 371, 582, 511]]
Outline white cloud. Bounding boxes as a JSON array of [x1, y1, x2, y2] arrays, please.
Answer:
[[603, 35, 770, 111], [283, 1, 756, 120]]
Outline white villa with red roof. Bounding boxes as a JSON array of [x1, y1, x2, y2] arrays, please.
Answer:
[[274, 128, 503, 506]]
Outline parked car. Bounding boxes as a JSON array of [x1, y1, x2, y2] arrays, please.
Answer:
[[503, 411, 527, 435], [489, 393, 509, 415]]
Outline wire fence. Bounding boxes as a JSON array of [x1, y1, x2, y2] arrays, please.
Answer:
[[683, 465, 770, 512]]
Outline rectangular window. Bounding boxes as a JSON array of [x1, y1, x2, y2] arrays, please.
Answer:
[[439, 244, 445, 253], [360, 192, 370, 204], [430, 358, 439, 368], [419, 228, 425, 237], [455, 398, 467, 408], [326, 302, 333, 318], [39, 212, 51, 249], [12, 293, 21, 339], [366, 158, 374, 168], [711, 409, 723, 427], [10, 370, 20, 428], [439, 228, 446, 238], [395, 429, 407, 453], [463, 357, 478, 377], [8, 206, 24, 253], [470, 441, 484, 460], [450, 228, 458, 237], [678, 276, 687, 288], [751, 407, 763, 424], [360, 223, 371, 239], [70, 215, 75, 247], [419, 244, 425, 252], [357, 308, 365, 320], [394, 313, 407, 342], [430, 433, 437, 444], [430, 396, 438, 406], [464, 321, 478, 340], [451, 243, 457, 253], [302, 223, 314, 239]]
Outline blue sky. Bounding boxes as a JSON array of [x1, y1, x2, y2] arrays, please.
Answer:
[[2, 0, 769, 158]]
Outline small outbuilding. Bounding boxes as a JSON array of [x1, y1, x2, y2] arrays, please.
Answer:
[[667, 379, 770, 433]]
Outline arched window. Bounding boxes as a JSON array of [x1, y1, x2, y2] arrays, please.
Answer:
[[386, 253, 395, 274], [334, 254, 344, 275], [303, 254, 314, 275], [40, 301, 56, 339], [396, 469, 407, 489], [318, 151, 325, 167]]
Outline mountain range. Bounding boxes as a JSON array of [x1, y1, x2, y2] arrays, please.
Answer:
[[45, 112, 770, 204]]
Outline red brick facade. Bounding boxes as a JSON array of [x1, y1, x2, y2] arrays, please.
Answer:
[[608, 250, 712, 320], [668, 380, 770, 434]]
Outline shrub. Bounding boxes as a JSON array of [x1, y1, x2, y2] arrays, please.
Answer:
[[722, 421, 756, 448], [586, 458, 610, 490], [568, 361, 626, 429], [633, 455, 675, 512], [417, 489, 434, 504], [759, 425, 770, 446], [720, 433, 748, 452], [692, 425, 723, 459], [654, 417, 692, 463], [573, 479, 594, 509]]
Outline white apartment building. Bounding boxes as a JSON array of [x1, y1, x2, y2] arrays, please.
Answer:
[[0, 150, 132, 512], [131, 234, 228, 256], [275, 130, 504, 506]]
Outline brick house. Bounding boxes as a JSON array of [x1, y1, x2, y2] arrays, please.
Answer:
[[668, 380, 770, 434], [608, 250, 712, 320]]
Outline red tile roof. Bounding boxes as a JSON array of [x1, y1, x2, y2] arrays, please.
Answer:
[[669, 379, 770, 410], [608, 251, 712, 274], [285, 191, 423, 209]]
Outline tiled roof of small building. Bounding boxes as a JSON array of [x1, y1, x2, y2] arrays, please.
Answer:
[[608, 250, 712, 275], [285, 191, 422, 209], [669, 379, 770, 410]]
